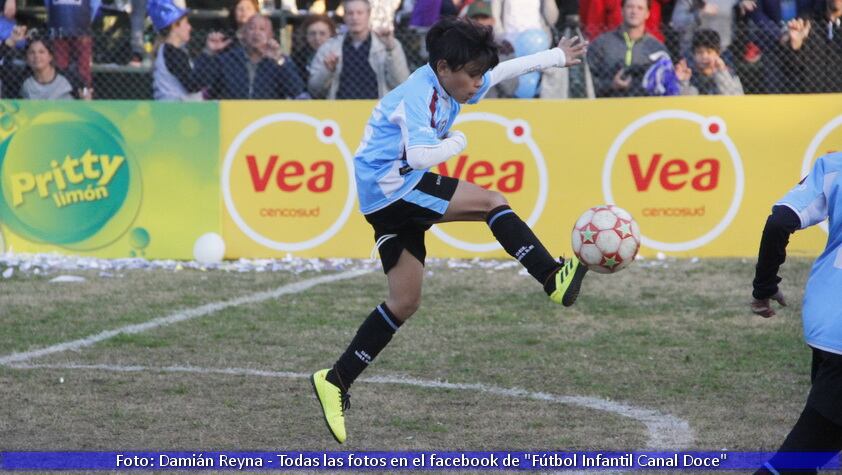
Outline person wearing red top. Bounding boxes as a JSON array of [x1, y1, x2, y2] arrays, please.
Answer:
[[580, 0, 669, 41]]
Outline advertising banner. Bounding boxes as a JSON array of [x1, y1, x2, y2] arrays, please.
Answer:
[[220, 101, 371, 259], [222, 96, 840, 259], [0, 101, 220, 259], [2, 97, 836, 260]]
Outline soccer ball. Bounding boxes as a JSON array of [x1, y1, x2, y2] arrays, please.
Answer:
[[571, 205, 640, 274]]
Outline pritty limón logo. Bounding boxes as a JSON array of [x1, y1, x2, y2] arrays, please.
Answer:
[[0, 107, 141, 249]]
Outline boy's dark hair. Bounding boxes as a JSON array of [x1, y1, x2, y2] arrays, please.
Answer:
[[159, 15, 187, 38], [426, 17, 499, 75], [692, 29, 721, 52], [24, 32, 54, 56]]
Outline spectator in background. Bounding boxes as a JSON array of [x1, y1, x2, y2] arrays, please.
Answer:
[[0, 23, 28, 97], [580, 0, 669, 41], [465, 1, 494, 27], [488, 0, 571, 98], [2, 0, 13, 21], [744, 0, 820, 92], [128, 0, 148, 65], [308, 0, 409, 99], [19, 33, 91, 99], [781, 0, 842, 92], [370, 0, 401, 31], [670, 0, 740, 57], [410, 0, 461, 28], [0, 0, 17, 52], [293, 14, 336, 84], [46, 0, 96, 88], [489, 0, 558, 49], [676, 29, 744, 93], [227, 0, 259, 47], [464, 0, 516, 97], [205, 14, 306, 98], [150, 0, 229, 100], [588, 0, 669, 96], [746, 0, 819, 40], [300, 0, 342, 15]]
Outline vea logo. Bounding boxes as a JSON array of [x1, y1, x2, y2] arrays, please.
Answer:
[[436, 155, 525, 193], [222, 113, 354, 252], [627, 153, 720, 192], [431, 113, 548, 253], [246, 155, 334, 193], [0, 107, 141, 249], [603, 111, 744, 252]]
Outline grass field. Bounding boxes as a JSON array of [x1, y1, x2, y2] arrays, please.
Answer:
[[0, 256, 815, 455]]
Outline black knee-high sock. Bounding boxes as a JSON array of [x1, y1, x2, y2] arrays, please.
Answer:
[[757, 405, 842, 475], [486, 205, 560, 292], [326, 303, 402, 392]]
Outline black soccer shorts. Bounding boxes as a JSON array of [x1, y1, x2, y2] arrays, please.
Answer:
[[364, 172, 459, 274], [807, 346, 842, 426]]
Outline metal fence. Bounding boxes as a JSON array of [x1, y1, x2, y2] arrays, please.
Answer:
[[4, 5, 841, 100]]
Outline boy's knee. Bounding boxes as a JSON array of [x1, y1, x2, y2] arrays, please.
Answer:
[[486, 191, 508, 211], [388, 295, 421, 321]]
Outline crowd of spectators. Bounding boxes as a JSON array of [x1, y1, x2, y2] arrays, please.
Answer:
[[0, 0, 837, 99]]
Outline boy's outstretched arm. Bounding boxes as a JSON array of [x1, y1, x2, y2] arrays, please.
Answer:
[[487, 36, 588, 89]]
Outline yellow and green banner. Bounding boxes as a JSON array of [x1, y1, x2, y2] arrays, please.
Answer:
[[0, 101, 219, 259]]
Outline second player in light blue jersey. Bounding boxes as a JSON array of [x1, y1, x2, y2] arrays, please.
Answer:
[[751, 152, 842, 474], [311, 14, 589, 444]]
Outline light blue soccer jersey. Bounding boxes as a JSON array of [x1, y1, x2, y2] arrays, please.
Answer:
[[354, 64, 492, 214], [777, 152, 842, 354]]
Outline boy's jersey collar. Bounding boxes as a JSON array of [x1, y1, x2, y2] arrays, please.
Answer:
[[421, 63, 452, 101]]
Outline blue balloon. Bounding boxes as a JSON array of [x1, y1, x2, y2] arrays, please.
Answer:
[[0, 17, 14, 42], [514, 29, 550, 57], [515, 71, 540, 98]]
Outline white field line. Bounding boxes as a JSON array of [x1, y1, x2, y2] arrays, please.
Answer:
[[7, 362, 694, 449], [0, 269, 372, 366]]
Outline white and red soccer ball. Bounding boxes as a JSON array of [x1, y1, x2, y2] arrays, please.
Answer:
[[571, 205, 641, 274]]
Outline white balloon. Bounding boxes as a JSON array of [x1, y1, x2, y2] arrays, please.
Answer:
[[193, 232, 226, 264]]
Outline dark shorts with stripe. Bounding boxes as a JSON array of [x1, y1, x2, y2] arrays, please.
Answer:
[[365, 172, 459, 274], [807, 346, 842, 425]]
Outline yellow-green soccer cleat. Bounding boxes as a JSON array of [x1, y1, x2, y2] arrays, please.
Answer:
[[549, 256, 588, 307], [310, 369, 349, 444]]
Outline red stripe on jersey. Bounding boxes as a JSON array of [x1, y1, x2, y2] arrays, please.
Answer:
[[429, 89, 438, 128]]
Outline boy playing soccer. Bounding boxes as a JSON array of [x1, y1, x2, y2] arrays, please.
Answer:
[[311, 14, 589, 444]]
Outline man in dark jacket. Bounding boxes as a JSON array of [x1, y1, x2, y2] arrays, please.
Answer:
[[201, 14, 305, 99]]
